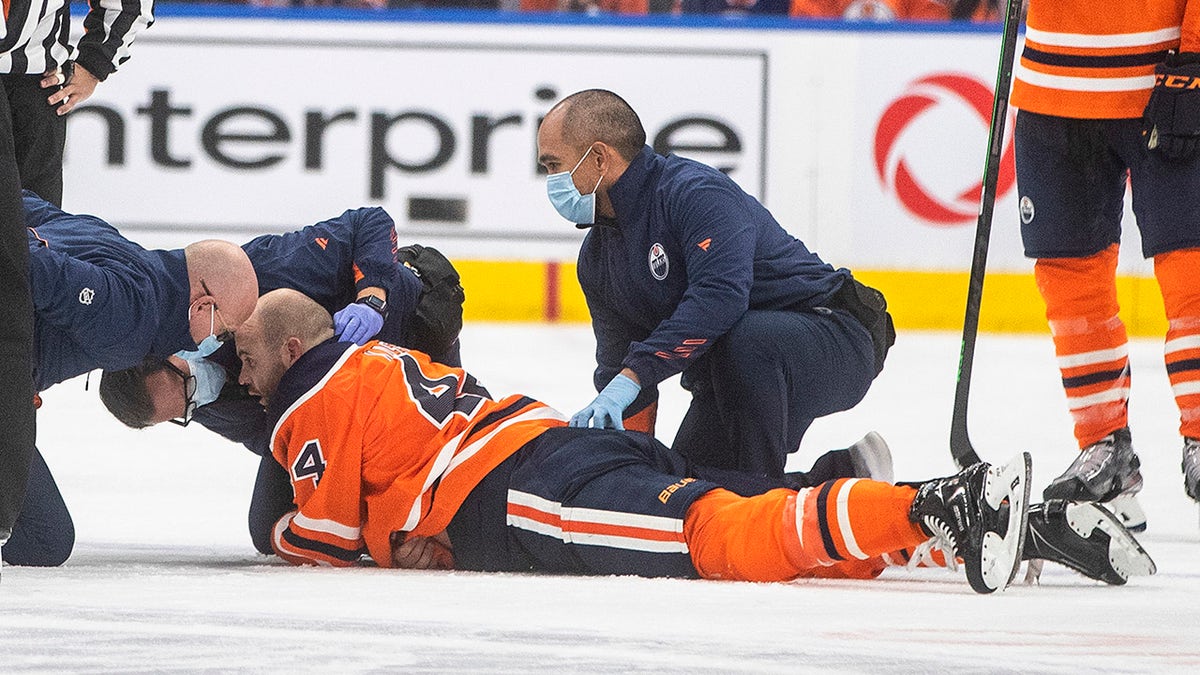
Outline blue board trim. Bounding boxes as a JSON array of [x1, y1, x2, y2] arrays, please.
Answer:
[[110, 3, 1007, 35]]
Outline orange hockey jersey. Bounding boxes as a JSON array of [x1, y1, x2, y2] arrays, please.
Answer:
[[1011, 0, 1200, 119], [267, 340, 566, 567]]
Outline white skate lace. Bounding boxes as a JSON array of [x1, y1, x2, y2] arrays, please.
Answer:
[[907, 517, 959, 573]]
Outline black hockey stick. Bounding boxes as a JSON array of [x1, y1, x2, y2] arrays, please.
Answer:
[[950, 0, 1024, 469]]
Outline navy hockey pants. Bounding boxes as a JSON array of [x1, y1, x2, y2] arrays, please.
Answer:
[[672, 307, 877, 477], [447, 427, 731, 578], [1016, 110, 1200, 259]]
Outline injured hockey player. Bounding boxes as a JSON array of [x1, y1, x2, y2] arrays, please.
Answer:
[[233, 288, 1156, 592]]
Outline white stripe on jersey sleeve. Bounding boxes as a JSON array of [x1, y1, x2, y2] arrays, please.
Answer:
[[1016, 66, 1155, 93], [1024, 26, 1180, 49]]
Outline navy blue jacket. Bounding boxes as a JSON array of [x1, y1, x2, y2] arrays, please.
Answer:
[[242, 206, 421, 343], [193, 207, 424, 458], [24, 192, 195, 391], [578, 146, 849, 400]]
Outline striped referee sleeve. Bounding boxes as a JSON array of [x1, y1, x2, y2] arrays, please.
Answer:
[[74, 0, 155, 81], [0, 1, 72, 75]]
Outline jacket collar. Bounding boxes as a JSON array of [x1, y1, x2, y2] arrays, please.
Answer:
[[576, 145, 656, 231], [147, 248, 199, 357], [267, 338, 356, 421]]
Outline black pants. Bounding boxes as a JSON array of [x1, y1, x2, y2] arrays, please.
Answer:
[[2, 73, 65, 206], [0, 448, 73, 566], [672, 308, 877, 477], [0, 74, 36, 540]]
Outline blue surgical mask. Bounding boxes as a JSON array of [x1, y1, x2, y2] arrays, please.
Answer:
[[173, 351, 227, 408], [546, 147, 603, 224], [188, 305, 225, 358], [194, 334, 223, 359]]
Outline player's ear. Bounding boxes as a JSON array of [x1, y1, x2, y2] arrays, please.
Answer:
[[593, 142, 613, 172], [283, 336, 305, 366], [188, 296, 213, 316]]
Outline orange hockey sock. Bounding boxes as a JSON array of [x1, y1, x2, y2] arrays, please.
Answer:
[[1034, 244, 1130, 447], [1155, 248, 1200, 440], [684, 481, 926, 582], [685, 488, 799, 582]]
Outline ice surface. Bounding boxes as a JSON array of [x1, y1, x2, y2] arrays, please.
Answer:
[[3, 326, 1199, 672]]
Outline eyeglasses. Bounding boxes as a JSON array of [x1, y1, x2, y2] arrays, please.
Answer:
[[162, 360, 198, 427], [200, 278, 235, 343]]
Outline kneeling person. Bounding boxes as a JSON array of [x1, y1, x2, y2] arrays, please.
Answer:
[[238, 289, 1036, 594], [99, 208, 467, 555]]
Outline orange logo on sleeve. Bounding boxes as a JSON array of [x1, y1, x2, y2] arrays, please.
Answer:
[[1157, 74, 1200, 89], [697, 238, 712, 251], [314, 237, 329, 250], [659, 477, 696, 503]]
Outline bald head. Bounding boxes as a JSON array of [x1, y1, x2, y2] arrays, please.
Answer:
[[253, 288, 335, 352], [184, 240, 258, 344], [543, 89, 646, 161], [236, 289, 334, 406]]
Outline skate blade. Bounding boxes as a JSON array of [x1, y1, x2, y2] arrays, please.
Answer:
[[1023, 558, 1045, 585], [976, 452, 1032, 594], [1072, 502, 1157, 580], [1107, 493, 1147, 533]]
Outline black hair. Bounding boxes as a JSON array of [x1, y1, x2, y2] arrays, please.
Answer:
[[556, 89, 647, 161], [99, 358, 170, 430]]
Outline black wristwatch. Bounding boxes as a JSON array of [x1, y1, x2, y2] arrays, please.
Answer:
[[356, 294, 387, 318]]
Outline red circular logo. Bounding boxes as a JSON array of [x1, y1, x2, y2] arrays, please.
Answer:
[[874, 73, 1015, 226]]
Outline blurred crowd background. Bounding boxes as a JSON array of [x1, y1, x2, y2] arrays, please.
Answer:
[[164, 0, 1010, 23]]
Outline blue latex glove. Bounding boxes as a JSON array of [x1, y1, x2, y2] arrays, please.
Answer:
[[570, 373, 640, 430], [333, 302, 385, 345]]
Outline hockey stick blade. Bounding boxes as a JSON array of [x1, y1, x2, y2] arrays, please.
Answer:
[[950, 0, 1024, 470]]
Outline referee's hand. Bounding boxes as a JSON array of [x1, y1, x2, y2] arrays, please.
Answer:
[[41, 62, 100, 115]]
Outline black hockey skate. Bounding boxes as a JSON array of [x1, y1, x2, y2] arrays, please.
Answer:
[[1183, 437, 1200, 502], [1024, 500, 1156, 585], [909, 453, 1031, 594], [1043, 427, 1142, 503]]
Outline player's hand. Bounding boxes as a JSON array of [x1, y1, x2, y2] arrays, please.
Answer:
[[569, 373, 640, 430], [42, 61, 100, 116], [391, 533, 454, 570], [1144, 52, 1200, 160], [333, 302, 385, 345]]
